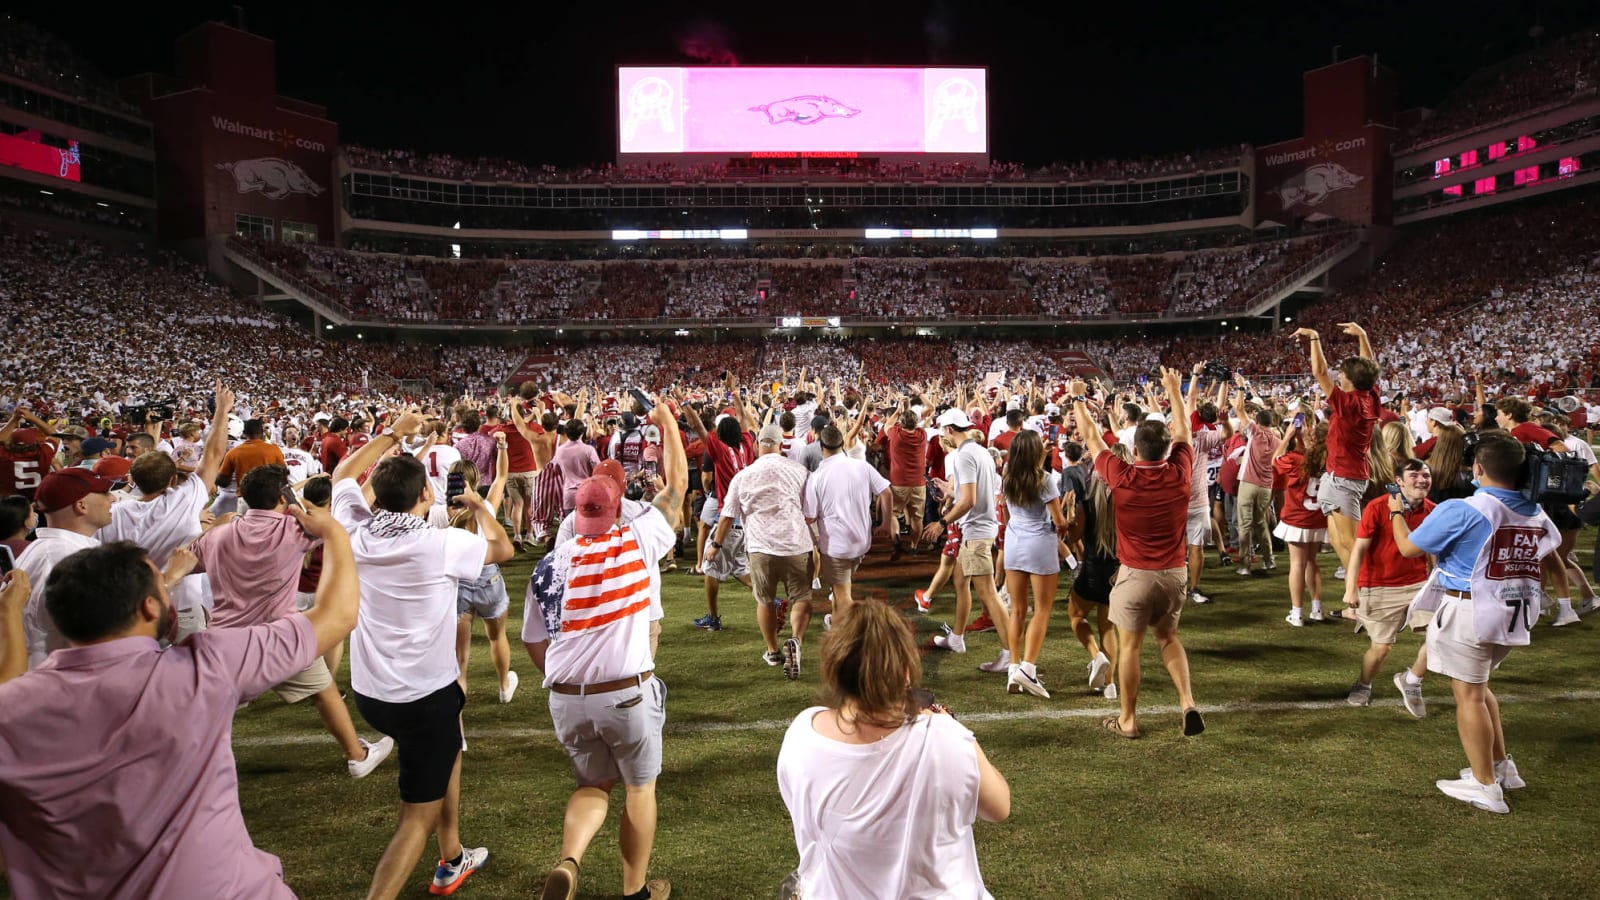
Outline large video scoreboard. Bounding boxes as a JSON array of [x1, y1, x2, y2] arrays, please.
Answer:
[[617, 66, 987, 162]]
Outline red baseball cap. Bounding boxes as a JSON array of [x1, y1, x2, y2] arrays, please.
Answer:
[[93, 456, 133, 481], [34, 467, 117, 513], [592, 459, 627, 498], [573, 476, 622, 537]]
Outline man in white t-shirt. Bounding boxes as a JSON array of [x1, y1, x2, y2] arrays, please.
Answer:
[[97, 381, 234, 643], [922, 409, 1011, 672], [804, 424, 892, 614], [330, 409, 513, 899], [522, 398, 685, 900]]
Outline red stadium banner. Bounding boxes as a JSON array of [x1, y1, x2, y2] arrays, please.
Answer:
[[0, 132, 81, 182]]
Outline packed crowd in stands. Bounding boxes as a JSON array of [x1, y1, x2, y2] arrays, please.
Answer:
[[0, 14, 143, 115], [344, 142, 1248, 186], [243, 237, 1345, 324], [1404, 30, 1600, 147]]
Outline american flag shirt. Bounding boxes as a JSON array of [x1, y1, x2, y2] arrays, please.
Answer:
[[523, 506, 674, 686]]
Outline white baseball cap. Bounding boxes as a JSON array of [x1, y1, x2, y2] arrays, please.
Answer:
[[936, 408, 973, 430]]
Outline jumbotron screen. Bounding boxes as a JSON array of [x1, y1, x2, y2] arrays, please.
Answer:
[[618, 66, 987, 154], [0, 132, 80, 182]]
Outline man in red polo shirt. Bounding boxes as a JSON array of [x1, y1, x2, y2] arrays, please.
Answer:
[[1069, 367, 1203, 740], [1293, 322, 1381, 583], [1343, 459, 1436, 714], [879, 397, 929, 561]]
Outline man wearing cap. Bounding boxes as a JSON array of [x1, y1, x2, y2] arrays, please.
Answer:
[[1412, 407, 1457, 460], [49, 424, 86, 470], [523, 397, 685, 900], [18, 467, 117, 667], [76, 435, 115, 469], [922, 408, 1011, 666], [707, 422, 813, 676], [552, 459, 663, 657], [98, 383, 235, 644]]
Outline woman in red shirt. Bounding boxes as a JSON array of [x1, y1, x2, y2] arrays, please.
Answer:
[[1272, 418, 1330, 625]]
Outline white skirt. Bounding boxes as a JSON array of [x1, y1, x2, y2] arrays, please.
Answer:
[[1273, 521, 1328, 544]]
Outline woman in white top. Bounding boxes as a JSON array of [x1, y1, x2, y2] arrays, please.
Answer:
[[777, 600, 1010, 900]]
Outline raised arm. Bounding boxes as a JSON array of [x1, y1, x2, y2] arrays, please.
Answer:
[[485, 432, 510, 511], [508, 399, 542, 445], [196, 381, 237, 494], [1295, 327, 1335, 397], [650, 399, 687, 531], [1340, 322, 1375, 370], [1161, 366, 1189, 445], [285, 503, 360, 656]]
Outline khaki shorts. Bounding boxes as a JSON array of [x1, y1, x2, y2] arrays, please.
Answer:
[[274, 657, 334, 704], [505, 471, 536, 505], [549, 674, 665, 788], [891, 485, 926, 528], [818, 553, 863, 587], [1186, 505, 1210, 546], [957, 539, 995, 577], [1426, 595, 1512, 684], [749, 551, 813, 607], [1108, 566, 1188, 634], [1356, 583, 1426, 645]]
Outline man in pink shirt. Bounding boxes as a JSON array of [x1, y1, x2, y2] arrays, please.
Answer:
[[193, 463, 393, 778], [0, 503, 359, 900], [1231, 381, 1281, 575]]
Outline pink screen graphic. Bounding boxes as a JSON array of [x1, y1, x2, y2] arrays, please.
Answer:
[[0, 132, 80, 182], [618, 67, 986, 154]]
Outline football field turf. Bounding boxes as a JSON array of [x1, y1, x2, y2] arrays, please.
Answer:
[[220, 535, 1600, 899]]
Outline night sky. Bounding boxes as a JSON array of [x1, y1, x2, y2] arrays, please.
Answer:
[[13, 1, 1597, 165]]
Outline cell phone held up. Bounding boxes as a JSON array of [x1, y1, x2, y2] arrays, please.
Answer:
[[628, 387, 654, 415], [446, 471, 466, 508], [280, 486, 302, 511]]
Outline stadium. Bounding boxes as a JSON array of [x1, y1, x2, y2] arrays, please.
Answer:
[[1, 6, 1599, 899]]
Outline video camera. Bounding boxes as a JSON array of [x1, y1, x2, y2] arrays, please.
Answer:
[[124, 398, 177, 426], [1202, 360, 1233, 382]]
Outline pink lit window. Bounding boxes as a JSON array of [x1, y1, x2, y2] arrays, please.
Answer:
[[1433, 158, 1451, 178], [1443, 185, 1463, 197], [1516, 135, 1537, 153], [1558, 156, 1581, 178], [1473, 176, 1496, 195], [1460, 149, 1478, 168], [1513, 166, 1539, 186], [1487, 141, 1508, 160]]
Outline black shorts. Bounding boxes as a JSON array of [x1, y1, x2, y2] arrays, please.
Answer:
[[1208, 484, 1224, 505], [355, 682, 465, 803], [1543, 499, 1581, 532], [1073, 559, 1118, 606]]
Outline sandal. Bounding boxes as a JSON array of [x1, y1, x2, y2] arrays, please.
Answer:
[[1102, 716, 1140, 739]]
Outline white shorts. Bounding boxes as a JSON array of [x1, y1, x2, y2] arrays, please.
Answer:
[[1425, 595, 1512, 684], [1186, 505, 1210, 546]]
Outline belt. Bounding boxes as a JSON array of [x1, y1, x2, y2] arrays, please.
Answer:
[[550, 670, 653, 696], [1444, 589, 1472, 599]]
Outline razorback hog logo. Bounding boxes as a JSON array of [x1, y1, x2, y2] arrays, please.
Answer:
[[216, 157, 324, 200], [1272, 162, 1362, 209], [749, 95, 860, 125]]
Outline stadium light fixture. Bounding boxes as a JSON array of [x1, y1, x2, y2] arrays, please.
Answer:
[[38, 190, 52, 195]]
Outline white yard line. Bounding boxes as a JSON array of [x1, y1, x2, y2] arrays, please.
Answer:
[[233, 689, 1600, 747]]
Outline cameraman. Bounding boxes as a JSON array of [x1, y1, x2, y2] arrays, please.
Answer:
[[1389, 432, 1568, 814]]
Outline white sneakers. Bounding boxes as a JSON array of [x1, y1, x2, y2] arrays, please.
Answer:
[[348, 736, 395, 779], [932, 627, 967, 653], [1579, 596, 1600, 616], [1007, 662, 1050, 698], [1087, 652, 1111, 690], [1459, 756, 1525, 790], [1190, 589, 1212, 605], [1435, 775, 1510, 814], [1346, 681, 1372, 707], [978, 649, 1011, 673], [498, 670, 520, 704], [1552, 604, 1582, 627], [1285, 610, 1304, 627], [1393, 672, 1426, 718]]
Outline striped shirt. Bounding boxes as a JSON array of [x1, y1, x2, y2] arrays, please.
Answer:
[[525, 506, 674, 687]]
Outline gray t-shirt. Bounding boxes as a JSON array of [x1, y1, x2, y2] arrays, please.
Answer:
[[950, 439, 999, 540]]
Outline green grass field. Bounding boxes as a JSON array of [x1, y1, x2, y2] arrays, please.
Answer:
[[222, 534, 1600, 899]]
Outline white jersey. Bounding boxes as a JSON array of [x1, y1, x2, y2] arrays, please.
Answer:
[[419, 443, 464, 507], [282, 446, 322, 481]]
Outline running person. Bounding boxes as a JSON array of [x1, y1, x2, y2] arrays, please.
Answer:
[[998, 430, 1071, 698]]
